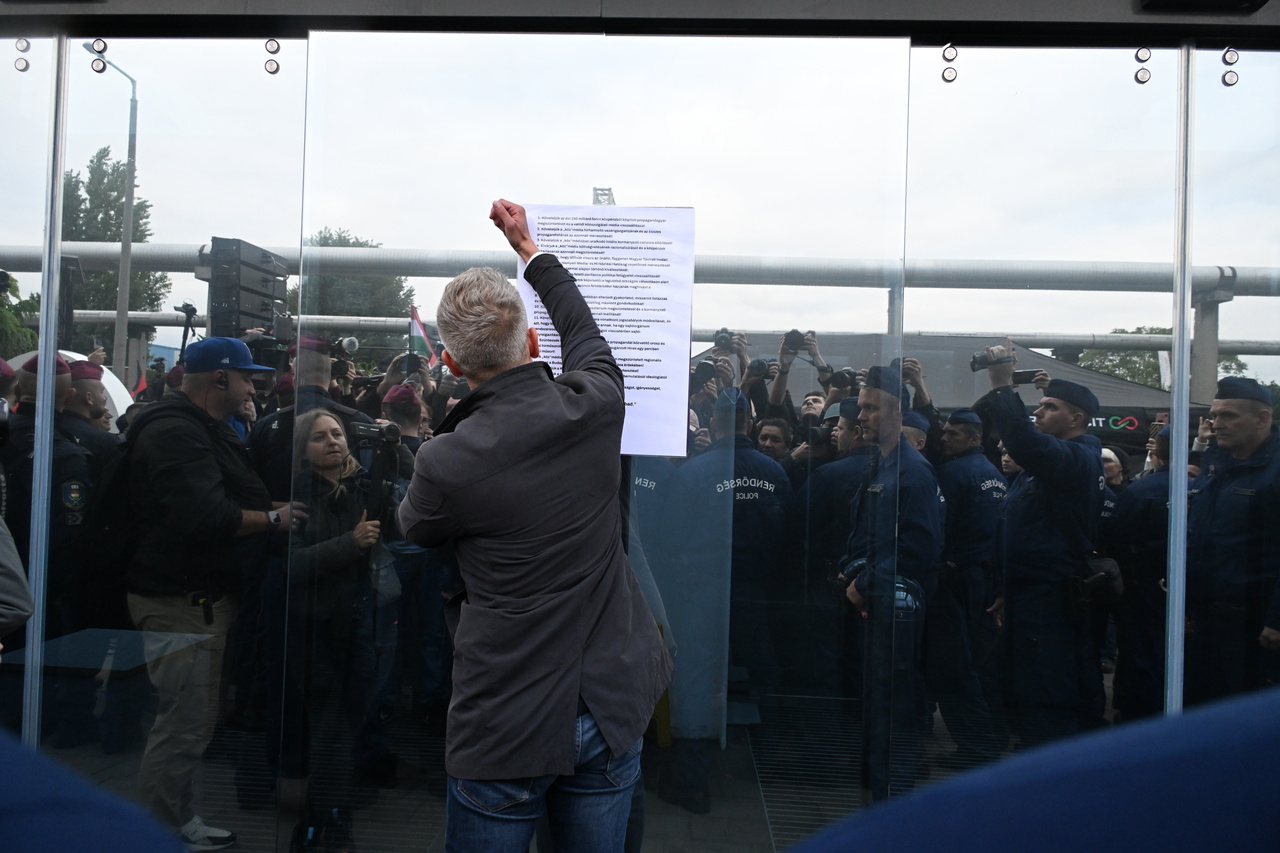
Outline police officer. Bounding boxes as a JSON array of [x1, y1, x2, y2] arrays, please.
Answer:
[[843, 365, 945, 799], [63, 360, 124, 475], [927, 407, 1006, 765], [1185, 376, 1280, 706], [1109, 425, 1174, 720], [979, 344, 1105, 749], [658, 387, 790, 814]]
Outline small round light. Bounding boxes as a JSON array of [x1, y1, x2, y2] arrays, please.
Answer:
[[942, 44, 958, 62], [91, 57, 107, 73], [1135, 47, 1151, 63], [15, 38, 30, 53], [91, 38, 107, 54], [1135, 67, 1152, 84], [1223, 48, 1239, 65], [15, 57, 29, 72], [1223, 70, 1239, 86], [265, 39, 281, 54], [265, 59, 280, 75], [942, 66, 958, 83]]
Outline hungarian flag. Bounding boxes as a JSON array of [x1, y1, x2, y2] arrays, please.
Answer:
[[410, 306, 438, 368]]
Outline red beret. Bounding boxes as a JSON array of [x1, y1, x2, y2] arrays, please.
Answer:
[[382, 384, 419, 406], [273, 372, 295, 395], [21, 353, 70, 376], [165, 365, 185, 388], [0, 357, 13, 381], [69, 360, 104, 382]]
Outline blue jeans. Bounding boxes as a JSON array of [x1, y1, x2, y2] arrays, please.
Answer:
[[445, 709, 641, 853]]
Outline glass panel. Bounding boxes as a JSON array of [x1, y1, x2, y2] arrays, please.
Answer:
[[9, 36, 308, 851], [902, 46, 1180, 771], [299, 31, 910, 850], [1184, 47, 1280, 707], [0, 34, 56, 737]]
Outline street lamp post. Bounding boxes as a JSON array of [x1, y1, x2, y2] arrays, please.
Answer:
[[83, 42, 137, 386]]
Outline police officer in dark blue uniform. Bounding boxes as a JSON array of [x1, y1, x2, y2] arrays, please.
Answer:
[[927, 407, 1006, 765], [657, 387, 790, 814], [843, 365, 944, 799], [1185, 376, 1280, 706], [979, 345, 1105, 749], [1109, 425, 1174, 721], [792, 397, 876, 694]]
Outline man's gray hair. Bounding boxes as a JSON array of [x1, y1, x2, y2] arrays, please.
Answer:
[[436, 267, 529, 376]]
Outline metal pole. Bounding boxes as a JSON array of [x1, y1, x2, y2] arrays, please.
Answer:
[[112, 78, 138, 387], [23, 34, 71, 749], [1164, 40, 1196, 718]]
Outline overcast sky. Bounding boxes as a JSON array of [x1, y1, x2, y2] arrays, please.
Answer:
[[3, 33, 1278, 381]]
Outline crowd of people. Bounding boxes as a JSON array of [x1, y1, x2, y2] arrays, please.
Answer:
[[632, 329, 1280, 807], [0, 301, 1277, 847]]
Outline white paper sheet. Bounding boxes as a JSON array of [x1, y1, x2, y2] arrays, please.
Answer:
[[517, 204, 695, 457]]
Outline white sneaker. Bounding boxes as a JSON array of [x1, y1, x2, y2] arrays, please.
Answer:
[[180, 815, 237, 851]]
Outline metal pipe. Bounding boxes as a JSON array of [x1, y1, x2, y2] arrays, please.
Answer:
[[4, 242, 1280, 296], [23, 34, 70, 750]]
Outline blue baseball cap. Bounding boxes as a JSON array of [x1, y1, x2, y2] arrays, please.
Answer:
[[184, 337, 274, 374]]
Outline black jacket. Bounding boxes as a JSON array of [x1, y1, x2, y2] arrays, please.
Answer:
[[126, 393, 273, 597], [398, 253, 672, 780]]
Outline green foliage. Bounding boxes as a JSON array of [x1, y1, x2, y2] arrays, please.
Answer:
[[60, 146, 172, 359], [1078, 326, 1247, 389], [0, 272, 38, 357], [295, 227, 415, 364]]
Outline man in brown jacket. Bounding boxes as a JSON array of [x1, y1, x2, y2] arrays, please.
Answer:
[[397, 199, 672, 853]]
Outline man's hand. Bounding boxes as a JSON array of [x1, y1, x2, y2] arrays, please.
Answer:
[[845, 580, 866, 612], [1260, 626, 1280, 651], [714, 356, 735, 391], [1033, 369, 1051, 391], [778, 336, 798, 369], [1198, 416, 1214, 444], [87, 346, 107, 365], [692, 428, 711, 452], [987, 595, 1005, 629], [985, 341, 1016, 389], [490, 199, 539, 262], [273, 500, 310, 533], [901, 357, 924, 388], [804, 331, 823, 362]]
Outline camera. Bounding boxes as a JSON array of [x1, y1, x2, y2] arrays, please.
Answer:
[[746, 357, 774, 379], [331, 336, 359, 379], [783, 329, 806, 352], [806, 422, 834, 450], [352, 374, 386, 390], [713, 327, 734, 350], [350, 421, 401, 448], [402, 352, 422, 374], [970, 349, 1015, 372], [691, 358, 716, 388], [829, 367, 858, 390]]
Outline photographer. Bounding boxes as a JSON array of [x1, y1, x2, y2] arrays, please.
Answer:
[[763, 330, 830, 433]]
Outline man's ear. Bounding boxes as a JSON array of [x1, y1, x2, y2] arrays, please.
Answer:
[[527, 327, 540, 360], [441, 350, 465, 379]]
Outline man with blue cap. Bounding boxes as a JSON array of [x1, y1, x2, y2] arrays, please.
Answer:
[[1109, 424, 1176, 720], [926, 407, 1007, 766], [124, 336, 304, 850], [843, 363, 945, 800], [977, 342, 1106, 749], [1185, 376, 1280, 705]]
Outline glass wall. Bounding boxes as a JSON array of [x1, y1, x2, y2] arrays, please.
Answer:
[[4, 26, 1280, 853]]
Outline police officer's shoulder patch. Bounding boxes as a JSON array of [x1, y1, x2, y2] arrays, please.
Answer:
[[62, 480, 87, 510]]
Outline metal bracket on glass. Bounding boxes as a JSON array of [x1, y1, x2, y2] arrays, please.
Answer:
[[1135, 47, 1152, 84], [265, 38, 280, 74], [1222, 46, 1240, 85], [941, 43, 958, 82], [14, 37, 31, 72]]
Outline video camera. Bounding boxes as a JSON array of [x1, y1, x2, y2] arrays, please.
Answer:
[[331, 336, 359, 379], [349, 420, 400, 449]]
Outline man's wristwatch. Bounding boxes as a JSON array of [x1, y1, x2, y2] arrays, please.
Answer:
[[268, 510, 283, 530]]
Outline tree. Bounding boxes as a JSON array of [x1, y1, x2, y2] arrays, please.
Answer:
[[1078, 326, 1247, 389], [60, 146, 172, 359], [288, 227, 416, 368], [0, 271, 39, 357]]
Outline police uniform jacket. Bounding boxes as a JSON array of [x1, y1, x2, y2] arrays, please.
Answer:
[[1111, 467, 1171, 587], [845, 435, 945, 597], [61, 410, 123, 474], [1187, 427, 1280, 628], [984, 385, 1105, 590], [397, 253, 672, 781], [793, 446, 875, 577], [126, 392, 273, 597], [937, 447, 1006, 568]]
